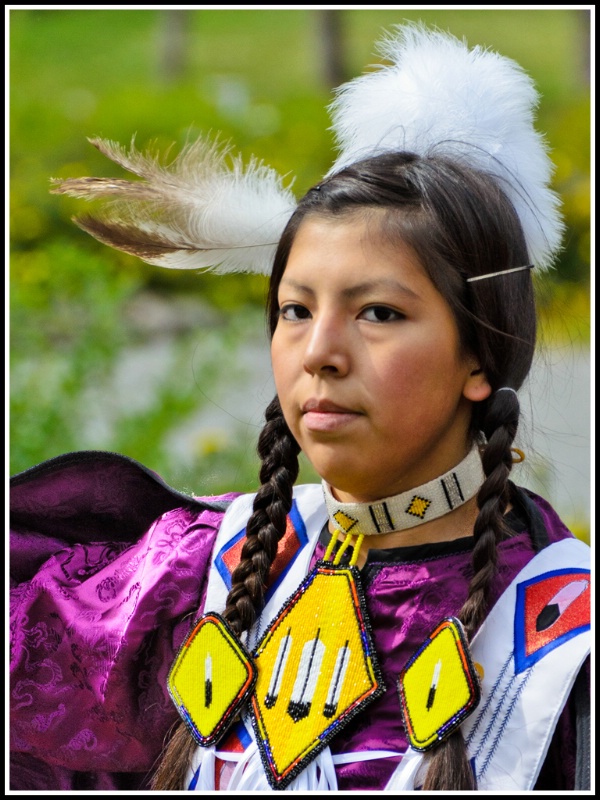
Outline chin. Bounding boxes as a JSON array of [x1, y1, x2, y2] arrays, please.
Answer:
[[314, 464, 369, 498], [302, 445, 379, 497]]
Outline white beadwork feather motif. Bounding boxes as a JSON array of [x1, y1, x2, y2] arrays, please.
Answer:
[[50, 136, 297, 275], [326, 24, 564, 270]]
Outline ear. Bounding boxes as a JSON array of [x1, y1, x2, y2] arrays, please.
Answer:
[[463, 364, 492, 402]]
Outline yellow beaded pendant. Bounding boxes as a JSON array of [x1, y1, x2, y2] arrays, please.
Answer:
[[167, 612, 257, 746], [250, 532, 385, 789], [398, 617, 480, 751]]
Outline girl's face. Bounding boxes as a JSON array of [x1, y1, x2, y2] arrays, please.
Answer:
[[271, 215, 491, 503]]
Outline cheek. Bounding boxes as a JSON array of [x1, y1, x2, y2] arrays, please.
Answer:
[[371, 339, 466, 410], [271, 336, 295, 403], [271, 332, 283, 371], [368, 345, 429, 395]]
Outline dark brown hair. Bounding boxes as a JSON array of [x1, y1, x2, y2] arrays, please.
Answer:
[[153, 150, 536, 790]]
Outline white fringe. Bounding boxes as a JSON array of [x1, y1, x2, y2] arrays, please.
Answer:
[[384, 746, 424, 791], [187, 742, 338, 791]]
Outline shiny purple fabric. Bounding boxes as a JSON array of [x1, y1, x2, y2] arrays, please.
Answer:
[[10, 452, 235, 790], [10, 454, 582, 790]]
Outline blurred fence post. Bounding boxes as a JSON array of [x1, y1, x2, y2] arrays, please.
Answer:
[[157, 9, 192, 83], [576, 9, 590, 87], [315, 9, 347, 88]]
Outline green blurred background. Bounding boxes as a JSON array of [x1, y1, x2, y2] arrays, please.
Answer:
[[9, 9, 590, 536]]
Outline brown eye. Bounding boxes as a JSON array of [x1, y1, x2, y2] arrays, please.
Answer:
[[360, 306, 404, 322], [279, 304, 311, 321]]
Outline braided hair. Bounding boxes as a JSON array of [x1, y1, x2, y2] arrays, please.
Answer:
[[153, 150, 537, 789], [152, 402, 300, 789]]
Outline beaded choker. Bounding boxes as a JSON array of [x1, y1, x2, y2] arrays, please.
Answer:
[[322, 444, 485, 536]]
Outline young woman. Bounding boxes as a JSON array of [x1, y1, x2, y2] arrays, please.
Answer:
[[10, 24, 590, 792]]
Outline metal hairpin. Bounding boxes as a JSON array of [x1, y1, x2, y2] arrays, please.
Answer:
[[466, 264, 534, 283]]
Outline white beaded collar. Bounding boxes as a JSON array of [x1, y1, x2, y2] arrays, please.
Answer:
[[322, 445, 484, 536]]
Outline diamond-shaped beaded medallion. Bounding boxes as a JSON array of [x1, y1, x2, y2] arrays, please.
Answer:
[[168, 612, 256, 747], [398, 617, 480, 751], [250, 561, 385, 789]]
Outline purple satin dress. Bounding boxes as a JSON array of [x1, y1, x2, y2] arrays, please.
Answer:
[[9, 452, 585, 790]]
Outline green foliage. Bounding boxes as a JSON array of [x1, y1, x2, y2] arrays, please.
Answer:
[[10, 239, 140, 473], [539, 97, 591, 286], [536, 281, 591, 348], [10, 248, 269, 494], [9, 9, 590, 499]]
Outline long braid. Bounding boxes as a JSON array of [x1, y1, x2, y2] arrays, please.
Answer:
[[421, 390, 520, 790], [152, 396, 299, 789], [150, 723, 198, 791], [460, 390, 519, 636], [222, 395, 300, 635]]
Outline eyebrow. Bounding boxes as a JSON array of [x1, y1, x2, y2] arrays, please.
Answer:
[[279, 277, 422, 302]]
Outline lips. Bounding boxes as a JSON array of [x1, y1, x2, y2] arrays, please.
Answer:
[[301, 399, 356, 414], [301, 398, 361, 433]]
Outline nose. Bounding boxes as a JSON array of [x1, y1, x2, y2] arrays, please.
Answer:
[[303, 315, 351, 377]]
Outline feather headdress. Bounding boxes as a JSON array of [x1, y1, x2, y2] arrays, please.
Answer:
[[326, 23, 564, 270], [50, 136, 296, 275], [51, 23, 563, 274]]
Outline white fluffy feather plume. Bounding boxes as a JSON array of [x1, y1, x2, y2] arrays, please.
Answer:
[[326, 23, 564, 270], [50, 136, 297, 274]]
